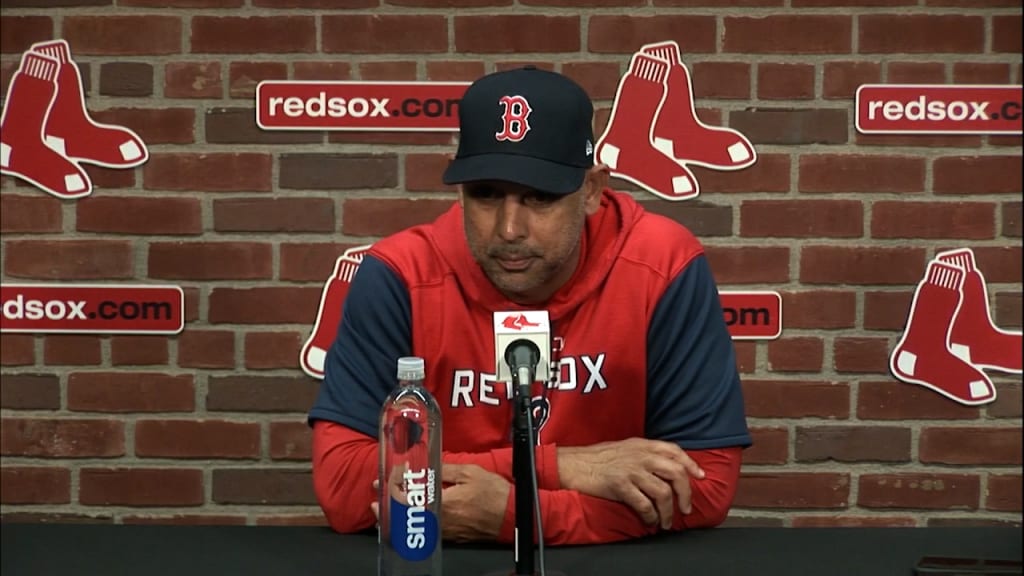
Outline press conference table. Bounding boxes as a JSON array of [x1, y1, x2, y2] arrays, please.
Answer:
[[2, 523, 1021, 576]]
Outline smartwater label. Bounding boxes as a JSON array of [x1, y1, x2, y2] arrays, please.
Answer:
[[390, 467, 439, 562]]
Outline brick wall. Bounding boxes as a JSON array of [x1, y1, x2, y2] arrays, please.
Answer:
[[1, 1, 1021, 528]]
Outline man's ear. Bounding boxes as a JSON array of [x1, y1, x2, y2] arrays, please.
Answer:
[[457, 184, 464, 208], [584, 164, 609, 214]]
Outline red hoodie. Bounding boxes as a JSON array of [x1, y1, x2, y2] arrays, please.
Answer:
[[309, 189, 751, 544]]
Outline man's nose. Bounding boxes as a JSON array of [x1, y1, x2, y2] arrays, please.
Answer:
[[496, 194, 528, 241]]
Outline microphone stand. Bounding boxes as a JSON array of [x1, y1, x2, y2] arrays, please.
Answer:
[[512, 366, 535, 576]]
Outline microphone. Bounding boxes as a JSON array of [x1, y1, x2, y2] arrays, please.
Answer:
[[491, 311, 559, 576]]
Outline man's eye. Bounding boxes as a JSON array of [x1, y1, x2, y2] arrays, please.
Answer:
[[524, 192, 559, 206]]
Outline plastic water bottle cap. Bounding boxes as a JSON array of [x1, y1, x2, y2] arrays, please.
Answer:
[[397, 356, 425, 380]]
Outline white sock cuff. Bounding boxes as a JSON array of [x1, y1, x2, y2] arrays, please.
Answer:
[[925, 260, 964, 292], [641, 41, 680, 67], [629, 53, 669, 85], [19, 52, 59, 83], [31, 39, 71, 65], [936, 248, 976, 272]]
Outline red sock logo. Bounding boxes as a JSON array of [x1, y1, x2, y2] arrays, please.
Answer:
[[936, 248, 1022, 374], [595, 41, 757, 201], [0, 39, 148, 200], [300, 245, 374, 379], [890, 259, 996, 405]]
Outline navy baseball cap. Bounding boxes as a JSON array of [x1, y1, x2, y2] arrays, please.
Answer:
[[442, 67, 595, 195]]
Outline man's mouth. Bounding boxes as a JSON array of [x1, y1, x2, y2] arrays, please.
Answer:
[[496, 257, 532, 272]]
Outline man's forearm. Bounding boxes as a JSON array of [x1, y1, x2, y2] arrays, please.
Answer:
[[494, 446, 743, 545]]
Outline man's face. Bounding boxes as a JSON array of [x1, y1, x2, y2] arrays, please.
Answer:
[[460, 172, 602, 304]]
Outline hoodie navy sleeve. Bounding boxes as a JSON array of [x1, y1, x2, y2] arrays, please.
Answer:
[[645, 254, 752, 450], [308, 255, 412, 438]]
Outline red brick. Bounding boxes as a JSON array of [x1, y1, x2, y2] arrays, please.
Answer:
[[192, 17, 314, 54], [856, 133, 981, 148], [405, 154, 453, 193], [995, 293, 1022, 329], [988, 383, 1022, 419], [767, 337, 823, 372], [642, 201, 732, 238], [0, 418, 124, 458], [324, 15, 447, 53], [206, 107, 321, 145], [872, 201, 995, 240], [857, 380, 981, 420], [703, 247, 790, 285], [245, 331, 303, 370], [124, 0, 243, 5], [4, 240, 133, 279], [423, 60, 483, 82], [270, 421, 312, 460], [144, 153, 272, 192], [293, 61, 352, 81], [253, 0, 374, 5], [99, 62, 153, 97], [744, 427, 788, 465], [552, 62, 617, 101], [0, 467, 71, 504], [724, 16, 851, 54], [688, 154, 790, 194], [456, 15, 580, 53], [690, 62, 751, 99], [213, 198, 335, 233], [212, 468, 316, 504], [920, 428, 1022, 465], [64, 16, 182, 55], [796, 426, 911, 462], [80, 468, 203, 506], [887, 61, 947, 84], [92, 108, 195, 145], [176, 330, 235, 369], [1, 16, 54, 54], [800, 246, 926, 285], [149, 242, 273, 280], [0, 334, 34, 366], [110, 336, 169, 366], [43, 335, 102, 366], [734, 342, 756, 373], [359, 61, 417, 81], [495, 61, 557, 72], [731, 108, 848, 145], [1, 374, 59, 410], [735, 473, 850, 509], [953, 62, 1012, 84], [84, 165, 136, 190], [207, 376, 319, 413], [280, 154, 398, 190], [67, 373, 194, 412], [861, 15, 983, 53], [588, 16, 714, 54], [833, 337, 890, 374], [993, 15, 1022, 53], [743, 380, 850, 418], [136, 420, 260, 459], [342, 198, 454, 237], [758, 63, 815, 100], [77, 197, 202, 235], [123, 514, 247, 525], [165, 61, 223, 99], [780, 291, 856, 329], [208, 287, 321, 324], [823, 61, 881, 100], [0, 194, 62, 233], [329, 132, 455, 146], [279, 242, 362, 282], [799, 155, 925, 193], [229, 61, 287, 99], [792, 516, 917, 527], [741, 200, 863, 238], [934, 156, 1022, 195], [968, 246, 1022, 283], [863, 291, 914, 331], [987, 475, 1022, 512], [859, 474, 980, 510]]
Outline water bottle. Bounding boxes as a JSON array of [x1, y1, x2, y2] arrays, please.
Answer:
[[378, 356, 443, 576]]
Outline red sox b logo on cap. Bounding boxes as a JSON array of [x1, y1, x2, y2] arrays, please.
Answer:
[[495, 95, 532, 142]]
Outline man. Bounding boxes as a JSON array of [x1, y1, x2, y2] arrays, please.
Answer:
[[308, 66, 751, 545]]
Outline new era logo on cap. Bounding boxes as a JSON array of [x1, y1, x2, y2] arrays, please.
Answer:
[[443, 67, 595, 195]]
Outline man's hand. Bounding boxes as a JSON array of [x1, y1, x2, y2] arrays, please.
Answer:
[[441, 464, 511, 543], [557, 438, 705, 529]]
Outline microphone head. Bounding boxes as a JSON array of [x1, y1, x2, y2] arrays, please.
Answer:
[[493, 311, 551, 383], [504, 338, 540, 369]]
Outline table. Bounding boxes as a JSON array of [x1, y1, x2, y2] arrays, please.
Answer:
[[2, 523, 1020, 575]]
